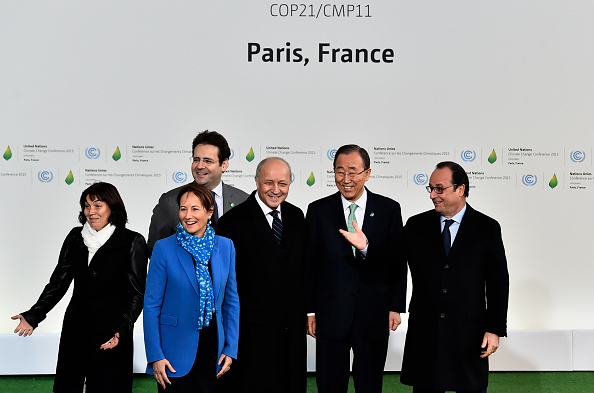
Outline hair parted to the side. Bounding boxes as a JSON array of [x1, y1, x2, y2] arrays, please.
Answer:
[[333, 144, 371, 170], [435, 161, 470, 197], [176, 182, 215, 213], [191, 130, 231, 163], [78, 182, 128, 226]]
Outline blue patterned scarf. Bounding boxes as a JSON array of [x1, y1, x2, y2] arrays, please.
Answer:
[[176, 222, 215, 329]]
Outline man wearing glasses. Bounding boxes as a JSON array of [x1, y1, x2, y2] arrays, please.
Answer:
[[400, 161, 509, 393], [305, 144, 407, 393], [147, 130, 248, 255]]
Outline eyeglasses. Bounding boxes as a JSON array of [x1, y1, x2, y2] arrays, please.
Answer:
[[426, 184, 457, 194], [190, 156, 218, 165], [334, 169, 368, 179]]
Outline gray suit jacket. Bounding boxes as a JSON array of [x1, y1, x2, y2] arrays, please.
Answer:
[[147, 182, 248, 256]]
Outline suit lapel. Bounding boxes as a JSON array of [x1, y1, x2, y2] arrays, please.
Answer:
[[248, 196, 281, 251], [330, 192, 354, 257], [175, 245, 200, 297], [448, 204, 476, 258], [211, 238, 222, 302], [360, 189, 375, 234]]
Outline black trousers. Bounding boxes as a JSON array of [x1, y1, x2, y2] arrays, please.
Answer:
[[157, 320, 218, 393], [316, 324, 389, 393]]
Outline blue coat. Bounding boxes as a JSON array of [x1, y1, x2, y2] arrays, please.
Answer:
[[144, 234, 239, 377]]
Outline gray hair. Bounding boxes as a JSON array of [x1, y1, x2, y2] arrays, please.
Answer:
[[255, 157, 292, 181]]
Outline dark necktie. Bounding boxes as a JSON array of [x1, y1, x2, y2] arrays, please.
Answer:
[[211, 191, 219, 225], [270, 210, 283, 244], [443, 219, 454, 256]]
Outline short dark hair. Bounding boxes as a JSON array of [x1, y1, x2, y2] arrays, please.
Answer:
[[176, 182, 215, 213], [333, 144, 370, 170], [191, 130, 231, 164], [435, 161, 469, 197], [79, 182, 128, 226]]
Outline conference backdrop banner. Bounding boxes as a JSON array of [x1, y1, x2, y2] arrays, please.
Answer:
[[2, 0, 594, 372]]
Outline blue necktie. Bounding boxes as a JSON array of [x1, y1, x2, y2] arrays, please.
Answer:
[[443, 219, 454, 256], [270, 210, 283, 245]]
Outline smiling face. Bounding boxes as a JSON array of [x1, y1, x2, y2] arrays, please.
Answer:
[[84, 195, 112, 231], [191, 144, 229, 190], [429, 167, 466, 218], [256, 158, 291, 209], [334, 151, 371, 202], [179, 192, 214, 237]]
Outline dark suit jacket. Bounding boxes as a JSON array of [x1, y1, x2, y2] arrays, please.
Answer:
[[217, 192, 306, 393], [22, 226, 147, 393], [147, 182, 248, 255], [400, 204, 509, 391], [304, 188, 406, 341]]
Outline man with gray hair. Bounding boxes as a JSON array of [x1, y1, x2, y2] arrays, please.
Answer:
[[217, 157, 307, 393]]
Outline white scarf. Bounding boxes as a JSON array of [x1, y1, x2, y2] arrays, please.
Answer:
[[81, 222, 116, 263]]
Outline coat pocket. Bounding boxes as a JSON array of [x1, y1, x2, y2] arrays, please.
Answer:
[[159, 314, 178, 326]]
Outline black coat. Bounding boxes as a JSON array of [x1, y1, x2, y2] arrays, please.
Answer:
[[21, 226, 148, 393], [216, 192, 307, 393], [400, 205, 509, 391], [304, 189, 406, 341]]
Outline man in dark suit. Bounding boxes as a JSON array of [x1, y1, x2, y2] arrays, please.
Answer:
[[305, 144, 407, 393], [217, 157, 306, 393], [147, 130, 248, 255], [400, 161, 509, 393]]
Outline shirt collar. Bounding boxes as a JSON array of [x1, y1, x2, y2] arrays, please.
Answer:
[[211, 181, 223, 198], [340, 188, 367, 211], [441, 203, 467, 224], [255, 192, 281, 216]]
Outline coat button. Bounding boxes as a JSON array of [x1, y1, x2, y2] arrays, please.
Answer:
[[91, 271, 97, 277], [442, 288, 447, 293], [444, 264, 449, 269], [440, 313, 446, 318]]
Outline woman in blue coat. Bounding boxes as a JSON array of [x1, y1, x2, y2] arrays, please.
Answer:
[[144, 182, 239, 392]]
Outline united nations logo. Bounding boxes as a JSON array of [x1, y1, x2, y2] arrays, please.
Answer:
[[522, 174, 537, 186], [461, 150, 476, 162], [570, 151, 585, 163], [38, 171, 54, 183], [172, 171, 188, 183], [85, 147, 101, 159], [413, 173, 428, 185], [327, 149, 337, 161]]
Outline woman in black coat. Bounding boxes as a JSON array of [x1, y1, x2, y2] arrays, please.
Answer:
[[12, 182, 148, 393]]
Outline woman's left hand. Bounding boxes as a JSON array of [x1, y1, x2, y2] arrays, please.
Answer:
[[100, 332, 120, 350], [216, 354, 232, 378]]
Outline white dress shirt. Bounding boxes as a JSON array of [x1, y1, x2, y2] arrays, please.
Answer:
[[440, 204, 467, 246]]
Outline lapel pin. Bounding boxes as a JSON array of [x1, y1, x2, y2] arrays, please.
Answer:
[[369, 212, 375, 217], [230, 203, 235, 208]]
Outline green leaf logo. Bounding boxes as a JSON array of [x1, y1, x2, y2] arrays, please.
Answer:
[[549, 173, 558, 189], [246, 147, 255, 162], [65, 170, 74, 185], [112, 146, 122, 161], [3, 146, 12, 160], [488, 149, 497, 164], [306, 172, 315, 186]]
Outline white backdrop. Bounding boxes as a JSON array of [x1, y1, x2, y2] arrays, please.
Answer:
[[2, 0, 594, 372]]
